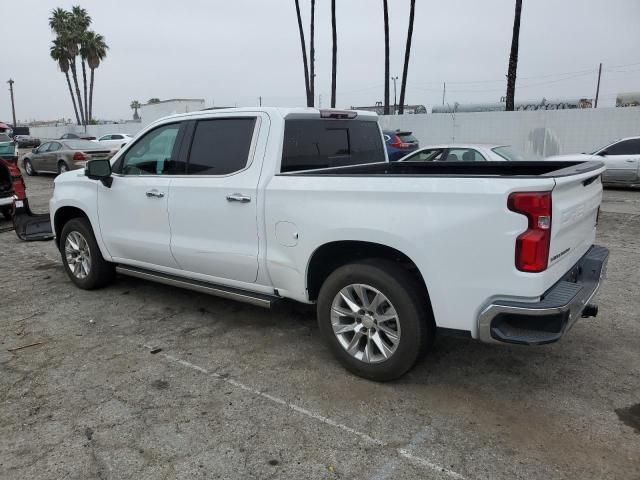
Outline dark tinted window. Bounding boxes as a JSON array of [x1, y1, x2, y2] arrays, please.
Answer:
[[187, 118, 256, 175], [606, 139, 640, 155], [282, 119, 384, 172], [112, 134, 123, 140]]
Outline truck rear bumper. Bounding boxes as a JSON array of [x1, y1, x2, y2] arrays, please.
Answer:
[[477, 245, 609, 345]]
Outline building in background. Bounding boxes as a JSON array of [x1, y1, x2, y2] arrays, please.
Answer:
[[616, 92, 640, 107], [350, 103, 427, 115], [432, 98, 593, 114], [139, 98, 205, 126]]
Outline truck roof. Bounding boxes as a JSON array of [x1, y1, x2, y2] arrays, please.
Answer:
[[157, 107, 380, 123]]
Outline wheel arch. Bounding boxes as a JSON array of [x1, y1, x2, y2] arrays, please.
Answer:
[[53, 206, 89, 248], [306, 240, 432, 310]]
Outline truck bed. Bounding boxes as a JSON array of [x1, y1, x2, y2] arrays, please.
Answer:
[[283, 160, 604, 178]]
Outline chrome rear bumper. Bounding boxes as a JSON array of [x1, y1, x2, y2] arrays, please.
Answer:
[[478, 245, 609, 345]]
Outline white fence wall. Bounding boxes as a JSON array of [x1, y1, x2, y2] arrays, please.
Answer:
[[28, 123, 143, 142], [379, 107, 640, 157]]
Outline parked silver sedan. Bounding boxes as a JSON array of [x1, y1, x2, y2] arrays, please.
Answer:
[[546, 136, 640, 187], [22, 139, 115, 176]]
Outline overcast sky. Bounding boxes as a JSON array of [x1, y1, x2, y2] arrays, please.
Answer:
[[2, 0, 639, 122]]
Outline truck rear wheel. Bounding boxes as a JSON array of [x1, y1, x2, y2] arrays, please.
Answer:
[[317, 259, 433, 381], [60, 217, 114, 289]]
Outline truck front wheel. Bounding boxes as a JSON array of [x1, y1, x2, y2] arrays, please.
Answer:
[[60, 217, 115, 289], [317, 260, 433, 381]]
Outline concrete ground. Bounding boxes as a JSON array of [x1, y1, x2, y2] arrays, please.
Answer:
[[1, 168, 639, 480]]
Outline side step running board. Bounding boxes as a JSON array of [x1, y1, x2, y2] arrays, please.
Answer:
[[115, 265, 281, 308]]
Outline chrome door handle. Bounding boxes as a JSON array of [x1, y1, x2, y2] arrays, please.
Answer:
[[146, 189, 165, 198], [226, 193, 251, 203]]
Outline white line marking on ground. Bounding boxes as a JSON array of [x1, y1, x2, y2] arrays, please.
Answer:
[[142, 344, 467, 479]]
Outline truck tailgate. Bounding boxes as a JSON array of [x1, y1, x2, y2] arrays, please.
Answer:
[[548, 167, 604, 273]]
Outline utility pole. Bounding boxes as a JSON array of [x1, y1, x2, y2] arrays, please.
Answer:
[[392, 76, 398, 114], [594, 63, 602, 108], [259, 96, 262, 107], [442, 82, 446, 105], [7, 79, 16, 127]]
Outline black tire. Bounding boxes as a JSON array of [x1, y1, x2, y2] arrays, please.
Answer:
[[57, 161, 70, 175], [317, 259, 434, 382], [60, 217, 115, 290], [23, 158, 37, 176]]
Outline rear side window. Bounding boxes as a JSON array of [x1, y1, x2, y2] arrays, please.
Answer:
[[187, 118, 256, 175], [281, 119, 385, 172], [397, 132, 418, 143], [606, 139, 640, 155]]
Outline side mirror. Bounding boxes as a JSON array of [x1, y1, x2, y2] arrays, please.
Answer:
[[85, 159, 113, 188], [31, 148, 37, 153]]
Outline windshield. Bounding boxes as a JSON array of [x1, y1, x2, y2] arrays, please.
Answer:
[[491, 146, 533, 161], [63, 140, 103, 150]]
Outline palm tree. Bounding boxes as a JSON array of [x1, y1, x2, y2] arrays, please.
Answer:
[[294, 0, 311, 106], [330, 0, 337, 108], [382, 0, 390, 115], [505, 0, 523, 111], [309, 0, 316, 107], [398, 0, 416, 114], [50, 38, 81, 125], [49, 8, 86, 125], [48, 7, 69, 35], [83, 31, 108, 122], [130, 101, 141, 120], [72, 6, 92, 123]]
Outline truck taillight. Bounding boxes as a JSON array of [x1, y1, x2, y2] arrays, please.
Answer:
[[508, 191, 552, 273], [73, 152, 87, 161]]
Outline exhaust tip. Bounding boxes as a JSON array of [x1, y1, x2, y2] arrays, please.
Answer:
[[581, 304, 599, 318]]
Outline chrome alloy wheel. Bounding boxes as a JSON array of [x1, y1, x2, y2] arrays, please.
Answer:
[[64, 231, 91, 279], [330, 283, 401, 363]]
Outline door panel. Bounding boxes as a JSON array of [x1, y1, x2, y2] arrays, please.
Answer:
[[31, 143, 50, 171], [97, 122, 185, 268], [601, 155, 640, 182], [168, 115, 266, 283], [98, 176, 178, 267]]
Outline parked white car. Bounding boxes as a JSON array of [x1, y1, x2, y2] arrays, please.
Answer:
[[97, 133, 133, 149], [546, 136, 640, 187], [399, 144, 531, 162], [50, 107, 608, 381]]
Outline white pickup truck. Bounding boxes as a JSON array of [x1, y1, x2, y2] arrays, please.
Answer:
[[50, 108, 609, 381]]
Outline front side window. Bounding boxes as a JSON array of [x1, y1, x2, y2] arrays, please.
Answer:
[[282, 119, 385, 172], [36, 143, 50, 153], [606, 139, 640, 156], [120, 123, 181, 175], [187, 118, 256, 175], [99, 135, 111, 141], [402, 149, 445, 162]]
